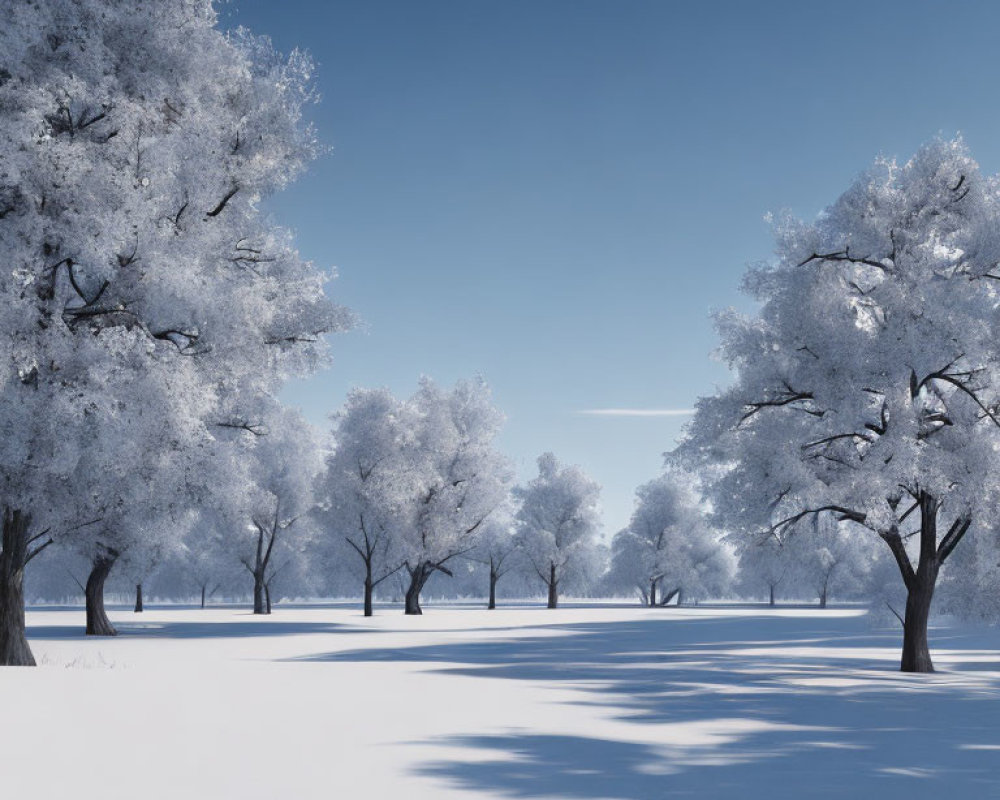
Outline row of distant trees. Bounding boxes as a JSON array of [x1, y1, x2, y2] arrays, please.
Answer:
[[22, 394, 896, 619]]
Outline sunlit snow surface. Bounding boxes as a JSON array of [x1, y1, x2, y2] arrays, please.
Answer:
[[5, 605, 1000, 799]]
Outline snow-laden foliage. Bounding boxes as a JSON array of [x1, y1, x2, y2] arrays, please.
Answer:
[[0, 0, 351, 657], [515, 453, 602, 608], [318, 387, 412, 614], [211, 406, 326, 614], [468, 503, 520, 608], [320, 378, 512, 614], [734, 532, 791, 606], [781, 514, 879, 606], [677, 139, 1000, 671], [0, 0, 350, 534], [607, 471, 734, 605]]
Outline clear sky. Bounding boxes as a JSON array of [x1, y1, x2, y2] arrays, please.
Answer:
[[222, 0, 1000, 537]]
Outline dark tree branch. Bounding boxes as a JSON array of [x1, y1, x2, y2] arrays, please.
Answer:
[[879, 530, 916, 591], [206, 185, 239, 218], [938, 517, 971, 564]]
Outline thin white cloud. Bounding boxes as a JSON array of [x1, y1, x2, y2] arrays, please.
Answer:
[[578, 408, 695, 418]]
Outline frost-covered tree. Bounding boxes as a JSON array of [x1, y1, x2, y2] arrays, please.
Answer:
[[469, 510, 519, 610], [221, 408, 324, 615], [319, 388, 411, 616], [176, 513, 245, 608], [0, 0, 349, 663], [678, 139, 1000, 672], [783, 514, 877, 607], [608, 472, 733, 606], [735, 532, 792, 607], [515, 453, 602, 609], [398, 379, 512, 615]]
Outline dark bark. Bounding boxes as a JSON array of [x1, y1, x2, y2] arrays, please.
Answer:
[[546, 563, 558, 609], [363, 573, 373, 617], [660, 587, 679, 606], [768, 584, 776, 607], [0, 509, 35, 666], [200, 584, 206, 609], [898, 492, 940, 673], [649, 579, 657, 607], [134, 583, 143, 613], [253, 573, 267, 615], [265, 582, 272, 614], [488, 568, 498, 610], [901, 574, 935, 672], [404, 562, 432, 615], [85, 553, 118, 636], [819, 587, 828, 609]]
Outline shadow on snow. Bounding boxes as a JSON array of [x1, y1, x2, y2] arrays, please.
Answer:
[[26, 618, 356, 640], [298, 613, 1000, 799]]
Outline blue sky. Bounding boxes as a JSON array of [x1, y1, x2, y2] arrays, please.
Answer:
[[223, 0, 1000, 536]]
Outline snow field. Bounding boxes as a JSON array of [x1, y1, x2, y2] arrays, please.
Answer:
[[3, 604, 1000, 799]]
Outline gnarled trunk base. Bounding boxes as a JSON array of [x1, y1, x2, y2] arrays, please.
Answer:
[[86, 554, 118, 636], [405, 563, 432, 615]]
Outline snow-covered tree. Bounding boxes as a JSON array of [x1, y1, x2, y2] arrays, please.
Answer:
[[783, 514, 877, 607], [608, 472, 733, 606], [469, 509, 519, 610], [0, 0, 349, 663], [398, 379, 512, 615], [221, 407, 325, 615], [678, 139, 1000, 672], [319, 388, 411, 616], [515, 453, 602, 609], [734, 532, 792, 607], [177, 513, 246, 608]]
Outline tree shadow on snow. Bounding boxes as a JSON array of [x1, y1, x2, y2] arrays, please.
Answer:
[[26, 618, 357, 640], [298, 613, 1000, 799]]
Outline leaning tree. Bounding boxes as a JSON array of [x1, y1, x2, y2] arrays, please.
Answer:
[[0, 0, 349, 663], [678, 138, 1000, 672]]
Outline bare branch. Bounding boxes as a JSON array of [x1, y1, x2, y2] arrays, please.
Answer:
[[206, 185, 239, 218]]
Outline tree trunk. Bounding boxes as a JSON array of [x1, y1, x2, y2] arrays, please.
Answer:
[[85, 553, 118, 636], [404, 563, 431, 615], [899, 492, 940, 673], [677, 588, 684, 606], [901, 574, 936, 672], [200, 584, 206, 609], [488, 568, 498, 610], [547, 563, 558, 609], [660, 587, 679, 606], [252, 572, 267, 615], [0, 510, 35, 666], [768, 584, 775, 607], [649, 580, 657, 607], [819, 587, 828, 609], [265, 582, 272, 614], [363, 573, 373, 617], [134, 583, 143, 613]]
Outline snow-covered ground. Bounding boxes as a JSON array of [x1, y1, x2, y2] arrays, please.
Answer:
[[4, 604, 1000, 799]]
